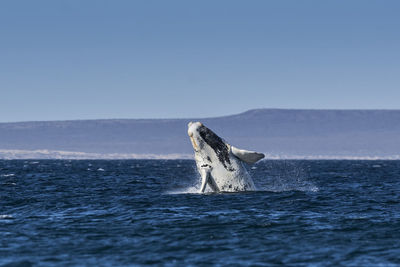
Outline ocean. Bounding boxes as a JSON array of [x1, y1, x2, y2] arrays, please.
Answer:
[[1, 160, 400, 266]]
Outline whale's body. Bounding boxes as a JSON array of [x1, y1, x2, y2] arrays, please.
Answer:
[[188, 122, 264, 193]]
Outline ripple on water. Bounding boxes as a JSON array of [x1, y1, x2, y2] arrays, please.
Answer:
[[0, 159, 400, 266]]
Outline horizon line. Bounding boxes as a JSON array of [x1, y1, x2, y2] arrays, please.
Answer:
[[2, 107, 400, 124]]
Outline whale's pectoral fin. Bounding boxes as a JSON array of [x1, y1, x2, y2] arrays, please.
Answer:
[[199, 167, 211, 193], [231, 146, 265, 164]]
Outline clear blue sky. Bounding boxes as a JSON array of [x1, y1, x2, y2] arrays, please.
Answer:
[[1, 1, 399, 122]]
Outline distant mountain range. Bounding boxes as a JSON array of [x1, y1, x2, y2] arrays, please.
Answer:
[[1, 109, 400, 159]]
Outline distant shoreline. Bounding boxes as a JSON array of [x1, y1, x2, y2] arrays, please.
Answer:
[[1, 109, 400, 158], [1, 149, 400, 160]]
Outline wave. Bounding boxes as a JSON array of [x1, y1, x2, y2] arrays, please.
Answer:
[[0, 149, 193, 160]]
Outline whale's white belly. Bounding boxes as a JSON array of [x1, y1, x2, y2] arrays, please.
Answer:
[[205, 157, 256, 192]]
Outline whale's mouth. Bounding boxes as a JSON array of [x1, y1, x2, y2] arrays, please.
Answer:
[[188, 122, 203, 151], [190, 136, 199, 151]]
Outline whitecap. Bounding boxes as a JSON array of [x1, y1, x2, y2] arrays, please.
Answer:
[[97, 168, 105, 171], [1, 174, 15, 177], [0, 215, 14, 220]]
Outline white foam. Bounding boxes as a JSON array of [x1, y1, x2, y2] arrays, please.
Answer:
[[274, 185, 319, 193], [1, 174, 15, 177], [0, 215, 14, 220], [167, 185, 319, 194], [0, 149, 193, 160], [166, 186, 200, 194]]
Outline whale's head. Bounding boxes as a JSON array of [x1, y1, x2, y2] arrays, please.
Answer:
[[187, 122, 203, 152], [188, 122, 232, 168], [188, 122, 224, 151]]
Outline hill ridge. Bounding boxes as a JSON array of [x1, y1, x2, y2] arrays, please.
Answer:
[[1, 109, 400, 159]]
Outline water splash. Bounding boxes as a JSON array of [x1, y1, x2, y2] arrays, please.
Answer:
[[166, 186, 200, 194], [250, 160, 319, 192], [166, 160, 319, 194]]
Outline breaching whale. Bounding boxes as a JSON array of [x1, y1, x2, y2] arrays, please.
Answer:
[[188, 122, 265, 193]]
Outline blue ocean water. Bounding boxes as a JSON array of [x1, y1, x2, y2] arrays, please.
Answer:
[[1, 160, 400, 266]]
